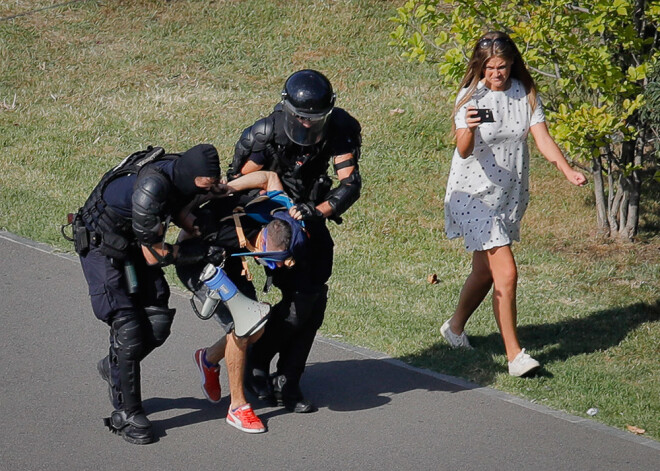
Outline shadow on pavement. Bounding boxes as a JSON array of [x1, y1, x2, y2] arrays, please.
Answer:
[[144, 396, 227, 439], [302, 358, 466, 412], [142, 357, 467, 437]]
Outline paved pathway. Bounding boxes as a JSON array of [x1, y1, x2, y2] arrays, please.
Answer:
[[1, 231, 658, 470]]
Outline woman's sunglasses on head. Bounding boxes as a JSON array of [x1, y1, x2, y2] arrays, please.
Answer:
[[478, 37, 512, 50]]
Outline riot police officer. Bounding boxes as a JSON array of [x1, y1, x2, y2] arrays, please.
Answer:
[[228, 69, 362, 412], [75, 143, 224, 444]]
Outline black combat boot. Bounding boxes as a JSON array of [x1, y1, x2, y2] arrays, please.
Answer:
[[245, 367, 275, 403], [104, 409, 154, 445], [272, 374, 314, 413]]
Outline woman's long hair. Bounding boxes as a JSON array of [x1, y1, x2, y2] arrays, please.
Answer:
[[451, 31, 538, 133]]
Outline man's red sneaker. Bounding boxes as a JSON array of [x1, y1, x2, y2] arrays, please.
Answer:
[[226, 404, 266, 433], [193, 348, 221, 403]]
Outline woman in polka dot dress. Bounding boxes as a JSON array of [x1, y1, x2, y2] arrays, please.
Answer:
[[441, 31, 587, 377]]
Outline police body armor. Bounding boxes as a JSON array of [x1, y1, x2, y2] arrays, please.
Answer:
[[228, 106, 362, 217], [76, 147, 179, 259]]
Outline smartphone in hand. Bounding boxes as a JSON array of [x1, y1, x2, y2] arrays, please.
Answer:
[[474, 108, 495, 122]]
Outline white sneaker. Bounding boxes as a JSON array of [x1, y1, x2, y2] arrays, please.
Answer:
[[508, 349, 541, 377], [440, 319, 472, 349]]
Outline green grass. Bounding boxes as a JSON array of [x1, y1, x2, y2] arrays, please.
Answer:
[[1, 0, 659, 440]]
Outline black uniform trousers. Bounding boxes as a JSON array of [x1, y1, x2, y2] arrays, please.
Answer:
[[79, 245, 173, 412]]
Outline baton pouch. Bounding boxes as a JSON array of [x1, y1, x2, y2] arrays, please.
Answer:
[[99, 232, 129, 260]]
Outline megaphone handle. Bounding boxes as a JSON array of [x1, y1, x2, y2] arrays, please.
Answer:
[[190, 296, 214, 320]]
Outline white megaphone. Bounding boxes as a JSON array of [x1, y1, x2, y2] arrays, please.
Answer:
[[198, 264, 271, 338]]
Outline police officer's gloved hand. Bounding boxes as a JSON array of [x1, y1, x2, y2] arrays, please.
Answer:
[[204, 244, 226, 266], [295, 202, 324, 222], [209, 183, 231, 197], [176, 239, 225, 266]]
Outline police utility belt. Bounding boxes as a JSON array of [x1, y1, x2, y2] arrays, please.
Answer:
[[62, 211, 132, 260]]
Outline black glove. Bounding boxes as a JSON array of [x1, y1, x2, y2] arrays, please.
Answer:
[[204, 244, 226, 266], [209, 183, 232, 197], [295, 202, 324, 222], [176, 239, 225, 266]]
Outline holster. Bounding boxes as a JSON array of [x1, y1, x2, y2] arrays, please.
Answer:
[[72, 211, 90, 256], [309, 175, 333, 204]]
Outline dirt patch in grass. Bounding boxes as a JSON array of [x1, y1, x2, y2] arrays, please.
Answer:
[[553, 233, 660, 266]]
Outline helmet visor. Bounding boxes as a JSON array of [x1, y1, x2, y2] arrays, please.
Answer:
[[282, 101, 331, 146]]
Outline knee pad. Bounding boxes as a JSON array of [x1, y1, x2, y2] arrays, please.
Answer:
[[144, 306, 176, 348], [111, 316, 145, 362]]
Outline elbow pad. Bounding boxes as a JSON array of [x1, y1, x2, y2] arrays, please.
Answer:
[[326, 170, 362, 217], [228, 117, 274, 179], [132, 173, 170, 245]]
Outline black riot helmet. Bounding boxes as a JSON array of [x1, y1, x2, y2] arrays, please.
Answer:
[[281, 69, 336, 146]]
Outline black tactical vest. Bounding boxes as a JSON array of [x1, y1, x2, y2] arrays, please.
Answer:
[[79, 147, 177, 257]]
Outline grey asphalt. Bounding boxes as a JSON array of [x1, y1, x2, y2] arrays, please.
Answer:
[[1, 231, 658, 471]]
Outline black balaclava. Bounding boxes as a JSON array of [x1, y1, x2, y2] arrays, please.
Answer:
[[172, 144, 220, 195]]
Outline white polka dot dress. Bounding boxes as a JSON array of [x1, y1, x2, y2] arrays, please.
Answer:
[[444, 79, 545, 252]]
